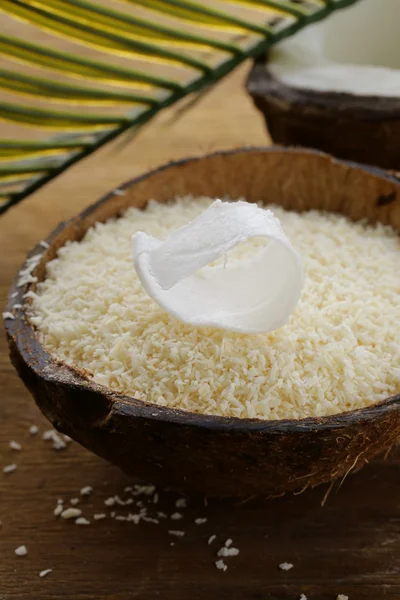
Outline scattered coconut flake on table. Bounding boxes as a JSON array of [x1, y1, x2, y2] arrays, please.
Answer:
[[170, 512, 183, 520], [80, 486, 93, 496], [9, 441, 22, 451], [54, 504, 63, 517], [175, 498, 187, 508], [300, 595, 307, 600], [29, 424, 39, 435], [39, 569, 52, 578], [42, 429, 66, 451], [217, 546, 239, 557], [70, 498, 80, 505], [3, 464, 17, 474], [15, 545, 27, 557], [337, 596, 349, 600], [132, 199, 303, 334], [75, 517, 90, 525], [169, 530, 185, 537], [93, 513, 106, 521], [195, 518, 207, 525], [279, 562, 294, 571], [215, 559, 227, 572], [208, 535, 216, 545], [60, 508, 82, 520]]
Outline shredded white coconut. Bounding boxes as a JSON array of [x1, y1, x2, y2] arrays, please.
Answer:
[[15, 545, 27, 556], [3, 464, 17, 474], [54, 504, 63, 517], [217, 546, 240, 557], [208, 535, 216, 545], [39, 569, 52, 578], [279, 562, 294, 571], [60, 508, 82, 520], [169, 530, 185, 537], [75, 517, 90, 525], [337, 596, 349, 600], [29, 424, 39, 435], [80, 486, 93, 496], [195, 518, 207, 525], [9, 441, 22, 451], [70, 498, 80, 505], [93, 513, 106, 520], [215, 559, 227, 571], [170, 512, 183, 520], [30, 197, 400, 420], [175, 498, 187, 508]]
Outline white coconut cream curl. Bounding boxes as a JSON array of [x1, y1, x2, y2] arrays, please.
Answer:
[[132, 200, 303, 334]]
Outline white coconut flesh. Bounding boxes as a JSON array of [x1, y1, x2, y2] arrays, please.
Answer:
[[268, 0, 400, 98]]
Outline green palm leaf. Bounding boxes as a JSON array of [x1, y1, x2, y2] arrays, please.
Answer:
[[0, 0, 360, 214]]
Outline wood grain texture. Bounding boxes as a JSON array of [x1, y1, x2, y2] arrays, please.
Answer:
[[1, 52, 400, 600]]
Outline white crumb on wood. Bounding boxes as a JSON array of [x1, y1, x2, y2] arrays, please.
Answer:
[[29, 425, 39, 435], [217, 546, 239, 557], [60, 508, 82, 520], [70, 498, 79, 505], [225, 539, 232, 547], [53, 504, 63, 517], [75, 517, 90, 525], [337, 596, 349, 600], [104, 497, 115, 507], [170, 512, 182, 520], [15, 545, 27, 557], [39, 240, 49, 249], [208, 535, 216, 545], [195, 518, 207, 525], [279, 562, 294, 571], [175, 498, 187, 508], [168, 530, 185, 537], [215, 559, 227, 572], [39, 569, 52, 578], [9, 441, 22, 451], [80, 486, 93, 496], [93, 513, 106, 521], [3, 464, 17, 474]]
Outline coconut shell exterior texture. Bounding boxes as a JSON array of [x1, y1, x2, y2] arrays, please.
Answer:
[[4, 147, 400, 497], [247, 61, 400, 171]]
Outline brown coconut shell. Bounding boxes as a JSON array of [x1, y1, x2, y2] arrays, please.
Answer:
[[4, 147, 400, 497], [246, 59, 400, 170]]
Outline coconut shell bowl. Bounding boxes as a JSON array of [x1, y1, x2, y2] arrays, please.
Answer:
[[4, 147, 400, 497], [246, 0, 400, 170]]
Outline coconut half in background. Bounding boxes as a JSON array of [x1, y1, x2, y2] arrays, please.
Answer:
[[247, 0, 400, 170]]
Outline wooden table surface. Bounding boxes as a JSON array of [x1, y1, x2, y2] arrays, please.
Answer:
[[1, 64, 400, 600]]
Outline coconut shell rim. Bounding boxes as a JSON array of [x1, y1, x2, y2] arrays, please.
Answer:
[[4, 145, 400, 436], [246, 58, 400, 119]]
